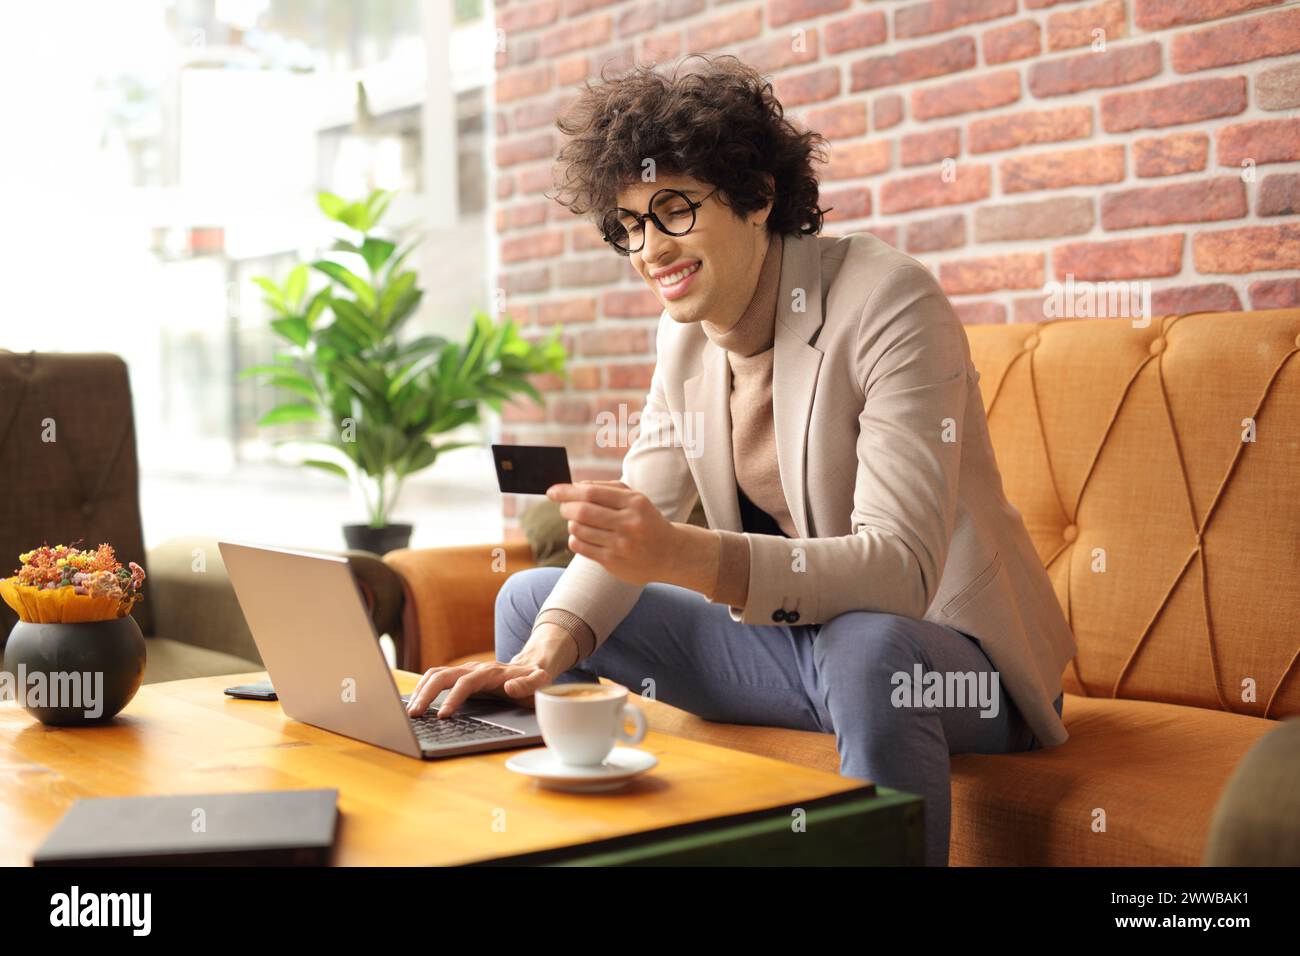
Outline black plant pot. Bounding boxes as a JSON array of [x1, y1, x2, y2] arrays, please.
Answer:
[[342, 523, 413, 555], [3, 616, 147, 726]]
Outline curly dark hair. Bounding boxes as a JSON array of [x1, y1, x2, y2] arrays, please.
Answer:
[[551, 55, 828, 237]]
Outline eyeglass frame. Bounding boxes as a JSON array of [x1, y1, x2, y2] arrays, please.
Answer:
[[601, 186, 721, 256]]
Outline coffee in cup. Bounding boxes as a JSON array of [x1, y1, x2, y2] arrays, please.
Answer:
[[534, 682, 647, 767]]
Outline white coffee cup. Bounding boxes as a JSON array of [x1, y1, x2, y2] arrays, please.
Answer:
[[534, 682, 647, 767]]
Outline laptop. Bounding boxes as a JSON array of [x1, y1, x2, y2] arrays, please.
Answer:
[[218, 541, 544, 760]]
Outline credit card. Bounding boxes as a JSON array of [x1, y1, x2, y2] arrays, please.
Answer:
[[491, 444, 572, 495]]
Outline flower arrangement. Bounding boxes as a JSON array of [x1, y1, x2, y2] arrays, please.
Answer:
[[0, 543, 147, 624]]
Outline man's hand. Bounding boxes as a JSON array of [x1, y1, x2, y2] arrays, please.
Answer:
[[546, 480, 678, 586]]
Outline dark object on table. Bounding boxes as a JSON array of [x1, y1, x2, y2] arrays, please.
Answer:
[[223, 680, 277, 701], [33, 789, 340, 866]]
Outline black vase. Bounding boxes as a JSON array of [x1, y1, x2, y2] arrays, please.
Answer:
[[2, 616, 147, 726], [342, 523, 413, 555]]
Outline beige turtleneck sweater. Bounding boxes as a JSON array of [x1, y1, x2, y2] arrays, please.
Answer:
[[529, 234, 790, 663]]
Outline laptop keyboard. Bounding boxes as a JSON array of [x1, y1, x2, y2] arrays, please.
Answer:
[[409, 713, 525, 748]]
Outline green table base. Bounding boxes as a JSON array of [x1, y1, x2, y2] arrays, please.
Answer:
[[482, 788, 924, 866]]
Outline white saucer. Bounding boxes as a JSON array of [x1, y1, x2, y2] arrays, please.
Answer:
[[505, 746, 658, 792]]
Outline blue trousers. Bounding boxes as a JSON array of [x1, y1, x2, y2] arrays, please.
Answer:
[[495, 567, 1063, 866]]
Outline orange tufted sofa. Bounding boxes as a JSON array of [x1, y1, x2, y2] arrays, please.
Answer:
[[385, 308, 1300, 866]]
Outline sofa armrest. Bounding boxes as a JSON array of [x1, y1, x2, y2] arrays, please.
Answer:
[[1203, 717, 1300, 865], [383, 541, 535, 671], [146, 535, 406, 663]]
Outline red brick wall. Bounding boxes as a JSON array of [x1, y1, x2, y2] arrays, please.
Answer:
[[491, 0, 1300, 536]]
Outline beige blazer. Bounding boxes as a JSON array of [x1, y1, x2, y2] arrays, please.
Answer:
[[538, 231, 1078, 748]]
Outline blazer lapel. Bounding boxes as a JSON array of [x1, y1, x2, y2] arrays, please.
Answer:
[[773, 234, 826, 540], [680, 233, 827, 538]]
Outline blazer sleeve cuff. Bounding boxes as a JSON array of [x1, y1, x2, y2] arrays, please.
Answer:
[[531, 608, 597, 662], [711, 529, 751, 616]]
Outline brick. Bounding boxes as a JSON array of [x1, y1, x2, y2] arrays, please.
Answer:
[[953, 301, 1007, 324], [1216, 119, 1300, 166], [983, 20, 1041, 64], [662, 0, 705, 21], [1258, 174, 1300, 217], [743, 29, 821, 71], [912, 69, 1019, 120], [939, 253, 1045, 295], [873, 94, 904, 130], [895, 0, 1016, 39], [824, 138, 893, 179], [1149, 284, 1242, 315], [502, 201, 553, 231], [820, 187, 873, 222], [1028, 41, 1161, 97], [1248, 278, 1300, 309], [556, 54, 590, 85], [774, 66, 840, 107], [550, 397, 594, 424], [499, 0, 560, 35], [1135, 0, 1280, 30], [687, 6, 763, 52], [968, 106, 1092, 153], [1053, 234, 1184, 280], [579, 327, 651, 356], [599, 44, 636, 76], [606, 363, 656, 389], [497, 176, 516, 200], [974, 196, 1095, 242], [1193, 223, 1300, 273], [496, 132, 554, 167], [539, 15, 613, 58], [639, 31, 681, 63], [850, 36, 976, 93], [1133, 131, 1209, 177], [740, 28, 820, 72], [1172, 8, 1300, 73], [496, 65, 553, 103], [1100, 178, 1247, 230], [1257, 62, 1300, 110], [558, 257, 627, 287], [616, 1, 658, 38], [879, 165, 992, 214], [507, 36, 541, 68], [803, 102, 867, 139], [563, 0, 619, 15], [537, 298, 598, 324], [602, 288, 663, 317], [519, 165, 556, 195], [501, 267, 551, 295], [1100, 76, 1246, 132], [769, 0, 849, 28], [1001, 144, 1125, 193], [501, 230, 566, 263], [824, 11, 887, 54], [1012, 295, 1051, 323], [503, 398, 547, 423], [905, 213, 966, 253], [900, 128, 960, 167], [1047, 0, 1126, 52]]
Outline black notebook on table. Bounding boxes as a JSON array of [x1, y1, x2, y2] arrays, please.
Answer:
[[32, 789, 340, 866]]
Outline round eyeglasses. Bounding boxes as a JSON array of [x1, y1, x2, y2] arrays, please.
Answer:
[[601, 187, 719, 256]]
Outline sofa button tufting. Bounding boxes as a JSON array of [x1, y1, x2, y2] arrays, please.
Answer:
[[81, 501, 95, 518], [1149, 337, 1166, 355], [1023, 333, 1039, 351], [1295, 333, 1300, 349], [1063, 524, 1078, 543]]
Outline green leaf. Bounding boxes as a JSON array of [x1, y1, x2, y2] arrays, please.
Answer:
[[265, 369, 318, 402], [318, 192, 347, 220], [366, 189, 394, 227], [285, 264, 308, 310], [304, 288, 330, 329], [329, 297, 380, 344], [313, 260, 377, 312], [378, 271, 416, 327], [361, 237, 396, 276], [258, 403, 320, 426], [270, 317, 310, 347], [302, 459, 350, 480]]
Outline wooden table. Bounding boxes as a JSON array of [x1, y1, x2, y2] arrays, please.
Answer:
[[0, 671, 923, 866]]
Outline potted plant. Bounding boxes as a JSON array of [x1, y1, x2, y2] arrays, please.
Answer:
[[1, 543, 148, 726], [243, 189, 566, 553]]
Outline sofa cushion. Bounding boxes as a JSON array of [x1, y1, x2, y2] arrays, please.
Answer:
[[143, 637, 261, 685]]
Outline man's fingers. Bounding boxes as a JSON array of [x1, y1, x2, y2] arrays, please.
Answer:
[[406, 665, 466, 715], [502, 666, 551, 698], [438, 668, 495, 718]]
